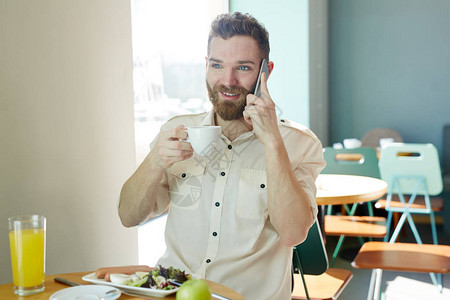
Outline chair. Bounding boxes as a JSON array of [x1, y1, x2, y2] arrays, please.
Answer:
[[321, 147, 387, 266], [292, 221, 353, 300], [352, 241, 450, 300], [377, 143, 443, 244], [377, 143, 444, 292], [361, 128, 403, 149]]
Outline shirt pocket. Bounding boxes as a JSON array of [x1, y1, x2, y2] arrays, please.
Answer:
[[168, 161, 205, 210], [236, 168, 268, 220]]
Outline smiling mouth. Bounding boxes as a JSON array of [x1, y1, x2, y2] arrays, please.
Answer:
[[222, 92, 239, 97]]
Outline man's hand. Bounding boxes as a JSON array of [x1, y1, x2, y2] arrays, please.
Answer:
[[150, 125, 194, 169], [243, 73, 281, 146]]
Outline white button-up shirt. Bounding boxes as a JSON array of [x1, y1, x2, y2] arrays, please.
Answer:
[[148, 111, 325, 299]]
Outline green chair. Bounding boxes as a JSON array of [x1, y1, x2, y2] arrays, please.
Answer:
[[321, 147, 387, 266], [292, 221, 353, 300]]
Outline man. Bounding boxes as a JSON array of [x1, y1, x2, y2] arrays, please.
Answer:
[[119, 12, 325, 299]]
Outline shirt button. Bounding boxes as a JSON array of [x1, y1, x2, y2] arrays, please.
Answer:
[[260, 184, 266, 189], [215, 202, 220, 207], [221, 171, 226, 176], [228, 145, 232, 150], [212, 232, 217, 236], [181, 173, 186, 178], [206, 259, 211, 263]]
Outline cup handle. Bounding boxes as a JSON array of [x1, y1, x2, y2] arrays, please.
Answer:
[[181, 129, 190, 143]]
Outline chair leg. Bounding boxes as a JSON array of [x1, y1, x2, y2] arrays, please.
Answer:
[[367, 269, 377, 300], [428, 272, 443, 293], [293, 248, 310, 300], [367, 269, 383, 300], [330, 234, 345, 266], [367, 201, 374, 217], [383, 211, 393, 242], [429, 211, 438, 245], [358, 236, 366, 245], [374, 269, 383, 300], [389, 211, 411, 243], [405, 212, 423, 244]]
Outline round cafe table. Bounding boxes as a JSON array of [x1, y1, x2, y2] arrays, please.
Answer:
[[315, 174, 388, 228], [0, 272, 245, 300], [315, 174, 388, 261], [316, 174, 388, 206]]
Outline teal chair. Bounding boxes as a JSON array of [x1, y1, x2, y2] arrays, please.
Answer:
[[292, 220, 353, 300], [321, 147, 387, 266], [377, 143, 444, 291], [378, 143, 443, 244]]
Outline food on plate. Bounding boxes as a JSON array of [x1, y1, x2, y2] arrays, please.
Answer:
[[109, 273, 132, 285], [98, 265, 190, 290], [176, 279, 211, 300], [95, 265, 152, 281]]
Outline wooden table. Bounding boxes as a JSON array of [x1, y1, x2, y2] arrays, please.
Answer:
[[314, 174, 389, 259], [316, 174, 388, 206], [0, 272, 245, 300]]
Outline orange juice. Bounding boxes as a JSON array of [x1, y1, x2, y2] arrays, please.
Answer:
[[9, 228, 45, 288]]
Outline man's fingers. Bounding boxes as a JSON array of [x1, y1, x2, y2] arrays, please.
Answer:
[[243, 109, 253, 126], [171, 125, 188, 140], [260, 72, 269, 95], [169, 139, 193, 152], [246, 94, 266, 107]]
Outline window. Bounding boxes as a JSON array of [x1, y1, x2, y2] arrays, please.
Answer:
[[131, 0, 227, 266]]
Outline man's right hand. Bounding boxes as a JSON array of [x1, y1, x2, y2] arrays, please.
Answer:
[[149, 125, 194, 169]]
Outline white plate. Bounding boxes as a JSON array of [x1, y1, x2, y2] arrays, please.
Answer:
[[50, 285, 121, 300], [82, 272, 178, 297]]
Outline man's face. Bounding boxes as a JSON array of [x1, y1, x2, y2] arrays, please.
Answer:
[[206, 36, 262, 120]]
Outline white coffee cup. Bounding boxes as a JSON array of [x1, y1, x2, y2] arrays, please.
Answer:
[[185, 126, 221, 155]]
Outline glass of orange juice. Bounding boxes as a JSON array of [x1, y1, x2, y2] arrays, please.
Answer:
[[8, 215, 46, 296]]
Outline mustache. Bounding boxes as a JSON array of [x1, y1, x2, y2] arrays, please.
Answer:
[[214, 85, 250, 95]]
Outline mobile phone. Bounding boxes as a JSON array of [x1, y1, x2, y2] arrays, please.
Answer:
[[253, 59, 270, 98]]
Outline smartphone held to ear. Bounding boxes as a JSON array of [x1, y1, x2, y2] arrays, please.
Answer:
[[253, 59, 270, 98]]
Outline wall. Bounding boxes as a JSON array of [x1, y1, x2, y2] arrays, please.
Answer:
[[0, 0, 138, 284], [329, 0, 450, 158], [230, 0, 310, 126]]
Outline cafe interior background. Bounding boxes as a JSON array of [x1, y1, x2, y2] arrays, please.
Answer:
[[1, 0, 449, 286]]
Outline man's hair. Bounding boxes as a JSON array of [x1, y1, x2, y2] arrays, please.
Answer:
[[208, 12, 270, 61]]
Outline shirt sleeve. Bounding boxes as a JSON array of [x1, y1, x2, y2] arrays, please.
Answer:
[[292, 136, 326, 220]]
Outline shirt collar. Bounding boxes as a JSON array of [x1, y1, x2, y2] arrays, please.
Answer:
[[201, 109, 257, 142], [200, 110, 215, 126]]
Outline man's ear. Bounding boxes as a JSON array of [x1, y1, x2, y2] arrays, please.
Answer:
[[267, 61, 274, 77]]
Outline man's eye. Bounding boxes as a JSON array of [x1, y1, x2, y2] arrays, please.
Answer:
[[211, 64, 222, 69], [237, 66, 250, 71]]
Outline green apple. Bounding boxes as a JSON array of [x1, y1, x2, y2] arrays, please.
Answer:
[[176, 279, 211, 300]]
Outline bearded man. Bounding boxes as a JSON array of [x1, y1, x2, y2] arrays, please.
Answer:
[[118, 12, 325, 299]]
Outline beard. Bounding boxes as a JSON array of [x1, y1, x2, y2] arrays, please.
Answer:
[[206, 81, 251, 121]]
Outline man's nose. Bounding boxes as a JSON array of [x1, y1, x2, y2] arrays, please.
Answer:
[[223, 69, 238, 87]]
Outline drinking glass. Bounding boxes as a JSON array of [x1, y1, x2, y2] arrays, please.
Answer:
[[8, 215, 46, 295]]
